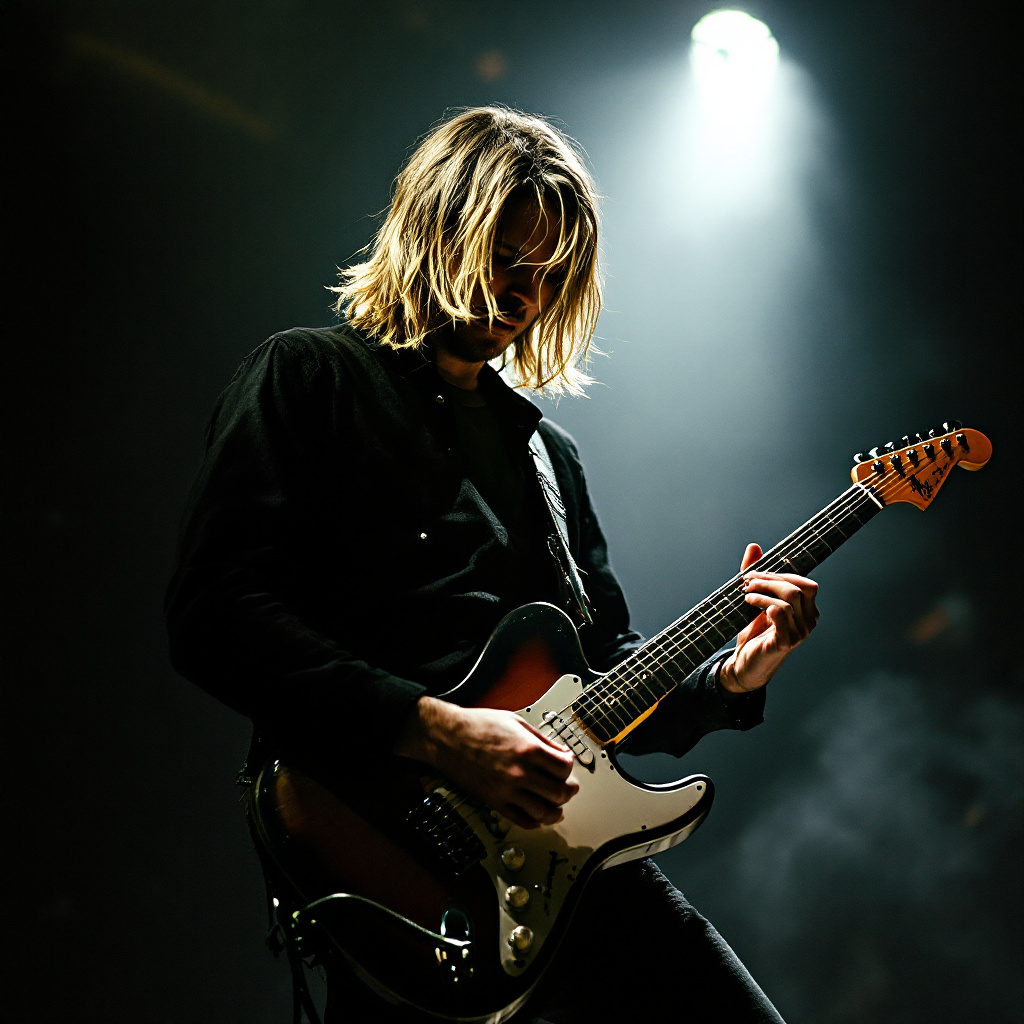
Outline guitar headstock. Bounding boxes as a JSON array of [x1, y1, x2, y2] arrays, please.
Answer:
[[850, 421, 992, 510]]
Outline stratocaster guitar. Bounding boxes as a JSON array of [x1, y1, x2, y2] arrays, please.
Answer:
[[248, 423, 991, 1024]]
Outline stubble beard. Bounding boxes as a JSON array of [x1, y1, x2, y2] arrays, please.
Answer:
[[444, 319, 522, 365]]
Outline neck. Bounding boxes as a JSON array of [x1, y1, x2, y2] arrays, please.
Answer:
[[575, 482, 885, 745], [434, 348, 484, 390]]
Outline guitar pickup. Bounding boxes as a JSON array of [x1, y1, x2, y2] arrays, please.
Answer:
[[542, 711, 595, 768], [406, 793, 486, 876]]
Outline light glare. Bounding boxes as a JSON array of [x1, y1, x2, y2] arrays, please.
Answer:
[[690, 10, 779, 103]]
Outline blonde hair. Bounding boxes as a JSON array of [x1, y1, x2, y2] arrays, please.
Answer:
[[332, 107, 601, 394]]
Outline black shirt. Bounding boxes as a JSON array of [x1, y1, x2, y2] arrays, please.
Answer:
[[165, 323, 764, 766]]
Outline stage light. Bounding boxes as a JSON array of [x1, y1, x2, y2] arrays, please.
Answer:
[[690, 10, 779, 105]]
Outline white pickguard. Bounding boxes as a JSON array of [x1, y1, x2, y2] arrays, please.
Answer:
[[436, 673, 711, 977]]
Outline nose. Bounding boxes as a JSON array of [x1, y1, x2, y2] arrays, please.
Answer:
[[506, 265, 544, 310]]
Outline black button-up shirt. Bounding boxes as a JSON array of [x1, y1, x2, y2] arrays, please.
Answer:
[[165, 324, 763, 766]]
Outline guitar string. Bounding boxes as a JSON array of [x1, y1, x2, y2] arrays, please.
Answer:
[[582, 450, 955, 735], [586, 478, 909, 735], [544, 463, 925, 741], [623, 460, 936, 699], [544, 480, 884, 739], [440, 458, 942, 822], [578, 496, 863, 733]]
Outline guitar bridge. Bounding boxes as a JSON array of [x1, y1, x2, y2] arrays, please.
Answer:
[[406, 793, 486, 877]]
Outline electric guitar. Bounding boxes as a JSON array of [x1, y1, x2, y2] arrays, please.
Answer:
[[248, 423, 991, 1023]]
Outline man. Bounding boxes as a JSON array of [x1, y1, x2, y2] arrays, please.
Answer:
[[167, 106, 819, 1022]]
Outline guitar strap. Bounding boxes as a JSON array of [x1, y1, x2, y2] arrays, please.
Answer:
[[528, 430, 594, 628]]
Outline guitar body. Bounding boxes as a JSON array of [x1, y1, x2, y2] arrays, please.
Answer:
[[250, 602, 714, 1023]]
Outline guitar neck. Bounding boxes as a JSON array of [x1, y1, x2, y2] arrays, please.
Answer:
[[582, 482, 884, 744]]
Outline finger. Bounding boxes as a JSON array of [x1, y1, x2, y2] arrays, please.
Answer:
[[765, 602, 795, 647], [520, 717, 573, 757], [522, 769, 579, 806], [744, 572, 819, 628], [743, 578, 812, 637], [508, 794, 564, 829], [501, 802, 545, 830], [523, 739, 576, 780], [739, 542, 762, 572], [743, 592, 797, 646], [737, 608, 770, 645]]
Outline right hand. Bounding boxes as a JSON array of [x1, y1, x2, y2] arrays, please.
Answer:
[[393, 696, 580, 830]]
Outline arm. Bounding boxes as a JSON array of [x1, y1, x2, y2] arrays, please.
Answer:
[[393, 697, 579, 831], [168, 335, 578, 827], [165, 336, 427, 765]]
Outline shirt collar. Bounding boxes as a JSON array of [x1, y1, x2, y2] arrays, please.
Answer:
[[354, 325, 543, 438]]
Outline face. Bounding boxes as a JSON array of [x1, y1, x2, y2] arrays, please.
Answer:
[[440, 194, 564, 367]]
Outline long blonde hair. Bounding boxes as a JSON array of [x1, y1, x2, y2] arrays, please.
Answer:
[[332, 107, 601, 394]]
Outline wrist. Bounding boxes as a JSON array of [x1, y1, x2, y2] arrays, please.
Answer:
[[392, 695, 456, 765], [717, 654, 749, 697]]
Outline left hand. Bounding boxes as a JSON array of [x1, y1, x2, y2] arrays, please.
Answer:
[[719, 543, 820, 695]]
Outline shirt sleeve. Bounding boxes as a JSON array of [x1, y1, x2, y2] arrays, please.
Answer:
[[538, 421, 766, 759], [165, 336, 427, 766]]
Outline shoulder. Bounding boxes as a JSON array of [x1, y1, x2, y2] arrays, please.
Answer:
[[537, 418, 583, 467], [237, 323, 373, 374], [222, 323, 397, 403]]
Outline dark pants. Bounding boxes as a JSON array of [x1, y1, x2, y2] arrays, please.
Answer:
[[323, 860, 784, 1024]]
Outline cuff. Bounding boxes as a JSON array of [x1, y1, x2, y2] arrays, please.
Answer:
[[704, 653, 766, 732]]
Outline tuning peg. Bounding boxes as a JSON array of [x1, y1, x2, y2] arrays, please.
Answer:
[[928, 428, 937, 438], [942, 420, 962, 432], [883, 441, 896, 453], [913, 433, 925, 444], [853, 452, 869, 464], [868, 446, 882, 459], [900, 435, 911, 447]]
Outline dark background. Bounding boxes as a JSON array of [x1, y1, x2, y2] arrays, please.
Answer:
[[3, 1, 1021, 1021]]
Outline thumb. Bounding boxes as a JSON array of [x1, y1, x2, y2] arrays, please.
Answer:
[[740, 542, 762, 571]]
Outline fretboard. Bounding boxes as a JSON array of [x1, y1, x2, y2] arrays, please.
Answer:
[[577, 483, 884, 743]]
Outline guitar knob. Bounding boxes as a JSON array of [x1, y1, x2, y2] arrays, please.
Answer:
[[501, 846, 526, 873], [505, 885, 531, 910], [508, 925, 534, 951]]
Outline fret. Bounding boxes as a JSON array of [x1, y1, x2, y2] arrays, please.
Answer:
[[578, 485, 884, 741]]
